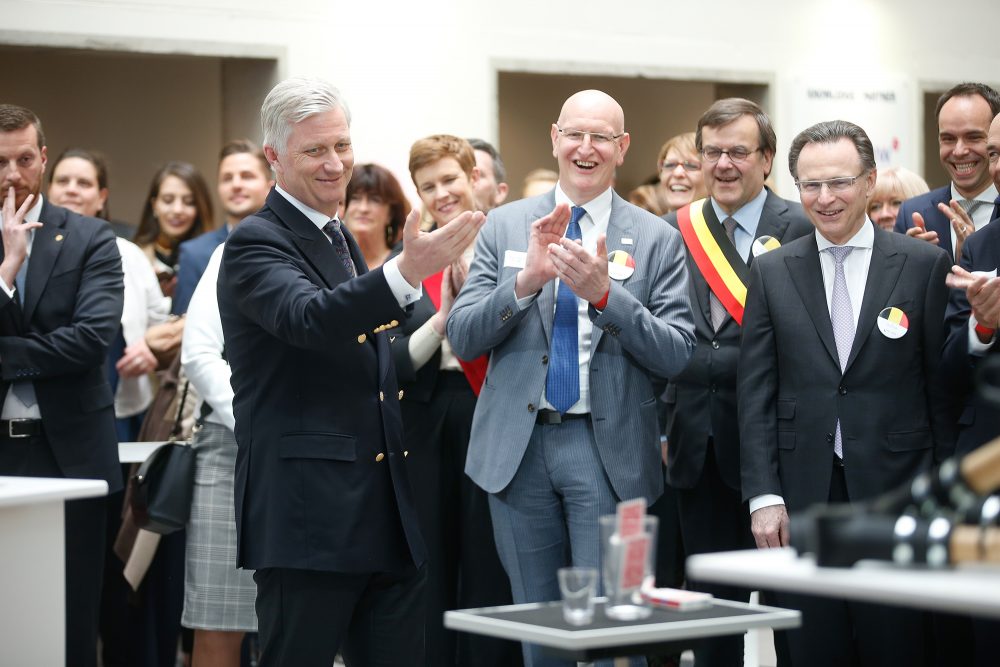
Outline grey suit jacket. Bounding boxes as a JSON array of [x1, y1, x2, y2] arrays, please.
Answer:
[[447, 190, 695, 503]]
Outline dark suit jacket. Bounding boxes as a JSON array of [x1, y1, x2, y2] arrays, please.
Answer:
[[662, 191, 812, 491], [173, 225, 229, 315], [942, 217, 1000, 455], [218, 189, 425, 573], [739, 226, 954, 511], [894, 185, 954, 258], [0, 200, 124, 489]]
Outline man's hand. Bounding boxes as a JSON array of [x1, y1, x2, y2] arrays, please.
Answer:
[[397, 208, 485, 286], [968, 274, 1000, 333], [0, 187, 42, 289], [514, 204, 570, 298], [116, 338, 158, 378], [547, 233, 610, 304], [905, 212, 939, 245], [939, 200, 975, 261], [751, 504, 790, 549]]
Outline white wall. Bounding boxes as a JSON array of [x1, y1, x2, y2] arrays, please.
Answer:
[[4, 0, 1000, 198]]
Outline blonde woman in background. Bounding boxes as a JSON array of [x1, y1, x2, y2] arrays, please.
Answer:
[[657, 131, 706, 213], [868, 166, 930, 231]]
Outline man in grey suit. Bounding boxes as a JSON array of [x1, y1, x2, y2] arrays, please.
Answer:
[[661, 98, 812, 667], [448, 89, 695, 667], [739, 120, 953, 665]]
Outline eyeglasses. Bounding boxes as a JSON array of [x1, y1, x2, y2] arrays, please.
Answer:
[[700, 146, 760, 164], [557, 127, 624, 146], [795, 172, 867, 196], [661, 160, 701, 172]]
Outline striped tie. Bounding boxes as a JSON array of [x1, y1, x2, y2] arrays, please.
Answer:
[[827, 245, 854, 460]]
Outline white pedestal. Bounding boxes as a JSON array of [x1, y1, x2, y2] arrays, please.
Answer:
[[0, 476, 108, 666]]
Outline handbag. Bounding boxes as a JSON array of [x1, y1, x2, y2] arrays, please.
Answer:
[[127, 368, 197, 534]]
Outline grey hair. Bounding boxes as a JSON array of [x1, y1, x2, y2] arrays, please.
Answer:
[[788, 120, 876, 180], [260, 77, 352, 155]]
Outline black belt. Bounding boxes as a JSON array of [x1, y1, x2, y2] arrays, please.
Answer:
[[535, 410, 589, 425], [1, 419, 42, 438]]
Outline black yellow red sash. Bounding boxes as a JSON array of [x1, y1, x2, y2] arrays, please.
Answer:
[[677, 199, 750, 325]]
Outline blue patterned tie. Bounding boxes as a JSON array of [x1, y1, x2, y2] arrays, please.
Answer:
[[827, 246, 854, 460], [545, 205, 586, 414], [324, 219, 356, 277]]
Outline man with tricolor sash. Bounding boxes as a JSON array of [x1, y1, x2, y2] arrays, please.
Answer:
[[661, 98, 811, 667], [739, 120, 953, 666]]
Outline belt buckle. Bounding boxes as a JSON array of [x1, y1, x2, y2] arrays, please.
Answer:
[[8, 419, 33, 439]]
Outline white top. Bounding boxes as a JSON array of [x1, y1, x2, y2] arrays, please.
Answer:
[[514, 184, 613, 414], [181, 245, 233, 430], [750, 220, 875, 515], [116, 238, 171, 417]]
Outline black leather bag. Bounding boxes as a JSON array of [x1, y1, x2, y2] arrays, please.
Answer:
[[128, 441, 195, 534], [127, 370, 196, 535]]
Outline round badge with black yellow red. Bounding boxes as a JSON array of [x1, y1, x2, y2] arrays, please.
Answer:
[[751, 235, 781, 257], [607, 250, 636, 281], [877, 306, 909, 339]]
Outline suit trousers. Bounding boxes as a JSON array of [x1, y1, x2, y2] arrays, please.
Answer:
[[488, 418, 642, 667], [676, 442, 754, 667], [252, 564, 425, 667], [403, 371, 520, 667], [0, 430, 107, 667], [773, 464, 927, 667]]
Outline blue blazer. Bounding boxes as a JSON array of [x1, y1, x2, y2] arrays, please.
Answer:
[[218, 189, 425, 573], [172, 225, 229, 314], [0, 201, 124, 489], [894, 185, 953, 259]]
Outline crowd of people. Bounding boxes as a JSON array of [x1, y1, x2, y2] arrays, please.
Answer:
[[0, 74, 998, 667]]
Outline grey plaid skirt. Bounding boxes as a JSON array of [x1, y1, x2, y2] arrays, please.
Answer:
[[181, 421, 258, 631]]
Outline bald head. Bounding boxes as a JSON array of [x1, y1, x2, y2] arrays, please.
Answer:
[[558, 90, 625, 135], [550, 89, 630, 204]]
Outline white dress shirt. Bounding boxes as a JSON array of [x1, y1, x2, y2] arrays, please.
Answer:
[[275, 185, 422, 308], [949, 183, 999, 252], [514, 183, 612, 414], [750, 220, 875, 515], [709, 187, 768, 262]]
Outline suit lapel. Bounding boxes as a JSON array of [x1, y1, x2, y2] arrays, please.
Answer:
[[592, 193, 634, 351], [23, 202, 69, 323], [845, 230, 904, 372], [786, 236, 840, 368], [532, 194, 558, 347]]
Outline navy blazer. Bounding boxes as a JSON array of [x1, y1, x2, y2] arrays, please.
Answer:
[[173, 225, 229, 315], [942, 218, 1000, 455], [0, 201, 124, 488], [894, 185, 954, 258], [218, 189, 425, 573]]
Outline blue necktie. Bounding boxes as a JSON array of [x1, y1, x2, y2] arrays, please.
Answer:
[[545, 205, 586, 414], [12, 255, 35, 407]]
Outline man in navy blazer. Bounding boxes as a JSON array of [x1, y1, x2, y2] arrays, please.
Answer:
[[172, 139, 272, 314], [0, 105, 124, 666], [895, 82, 1000, 259], [218, 77, 483, 666]]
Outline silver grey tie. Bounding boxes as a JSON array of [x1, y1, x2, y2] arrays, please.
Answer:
[[709, 217, 740, 331], [827, 245, 854, 460], [959, 198, 984, 222]]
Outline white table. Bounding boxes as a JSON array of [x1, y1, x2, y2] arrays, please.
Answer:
[[118, 441, 167, 464], [445, 598, 800, 661], [0, 476, 108, 666], [688, 548, 1000, 619]]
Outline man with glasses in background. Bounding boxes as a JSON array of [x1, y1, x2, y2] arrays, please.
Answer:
[[739, 120, 953, 666], [660, 98, 810, 667], [449, 89, 695, 667]]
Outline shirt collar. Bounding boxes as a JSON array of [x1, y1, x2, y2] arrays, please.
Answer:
[[25, 194, 43, 223], [951, 182, 999, 204], [815, 217, 875, 252], [553, 183, 613, 228], [275, 184, 339, 232], [710, 187, 768, 236]]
